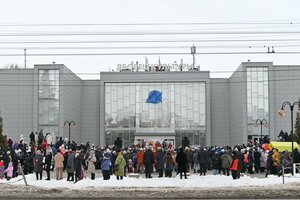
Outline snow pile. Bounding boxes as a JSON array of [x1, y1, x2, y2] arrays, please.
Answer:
[[1, 174, 300, 190]]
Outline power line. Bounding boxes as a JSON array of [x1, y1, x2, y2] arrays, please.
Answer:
[[0, 38, 300, 44], [0, 21, 299, 26], [1, 31, 300, 37], [0, 51, 299, 56], [0, 45, 281, 50]]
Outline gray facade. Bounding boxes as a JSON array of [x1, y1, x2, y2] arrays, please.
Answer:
[[0, 62, 299, 147]]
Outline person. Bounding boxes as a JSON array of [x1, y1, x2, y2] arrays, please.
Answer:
[[45, 151, 52, 180], [197, 147, 208, 176], [265, 151, 273, 177], [164, 149, 174, 177], [74, 151, 83, 183], [247, 149, 254, 174], [272, 148, 280, 175], [293, 148, 300, 164], [29, 132, 35, 145], [114, 150, 126, 180], [0, 160, 4, 179], [254, 148, 261, 173], [87, 150, 96, 180], [34, 150, 43, 180], [176, 147, 188, 179], [54, 149, 64, 180], [155, 147, 164, 178], [101, 151, 111, 180], [230, 152, 239, 180], [220, 150, 231, 176], [137, 148, 144, 173], [4, 162, 13, 181], [143, 146, 154, 178], [192, 149, 199, 173], [211, 151, 220, 175], [67, 151, 75, 181]]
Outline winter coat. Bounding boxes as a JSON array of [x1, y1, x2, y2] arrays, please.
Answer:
[[260, 152, 267, 168], [45, 154, 52, 171], [114, 154, 126, 177], [293, 149, 300, 163], [211, 154, 221, 170], [137, 151, 144, 164], [54, 152, 64, 168], [4, 164, 13, 177], [197, 149, 208, 164], [272, 150, 280, 167], [34, 154, 44, 173], [220, 153, 231, 168], [87, 154, 96, 173], [156, 150, 164, 170], [254, 151, 261, 167], [101, 157, 111, 171], [143, 149, 154, 165], [164, 152, 174, 170], [193, 152, 199, 164], [176, 150, 188, 173], [67, 154, 75, 173], [74, 155, 82, 175]]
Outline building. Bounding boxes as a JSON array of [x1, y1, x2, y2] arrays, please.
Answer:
[[0, 62, 299, 147]]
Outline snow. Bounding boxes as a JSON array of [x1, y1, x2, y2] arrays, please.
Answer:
[[1, 173, 300, 190]]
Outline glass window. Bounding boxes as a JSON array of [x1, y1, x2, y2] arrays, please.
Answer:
[[247, 67, 269, 136], [38, 70, 59, 135]]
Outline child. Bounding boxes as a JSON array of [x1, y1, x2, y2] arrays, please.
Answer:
[[4, 162, 13, 181], [128, 159, 133, 173]]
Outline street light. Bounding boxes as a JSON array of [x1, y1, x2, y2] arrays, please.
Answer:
[[278, 100, 300, 175], [254, 119, 268, 143], [63, 120, 76, 142]]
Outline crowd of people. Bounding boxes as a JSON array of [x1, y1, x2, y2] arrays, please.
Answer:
[[0, 131, 300, 183]]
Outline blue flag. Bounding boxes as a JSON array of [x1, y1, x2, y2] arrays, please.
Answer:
[[146, 90, 162, 104]]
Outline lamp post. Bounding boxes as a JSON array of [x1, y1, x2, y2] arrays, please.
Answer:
[[254, 119, 268, 143], [278, 100, 300, 175], [63, 120, 76, 142]]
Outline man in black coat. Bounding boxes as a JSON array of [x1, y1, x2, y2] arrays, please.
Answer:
[[197, 147, 208, 176], [176, 147, 188, 179], [143, 147, 154, 178], [29, 132, 35, 145], [45, 151, 52, 180]]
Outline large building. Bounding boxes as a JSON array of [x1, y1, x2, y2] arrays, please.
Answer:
[[0, 62, 299, 147]]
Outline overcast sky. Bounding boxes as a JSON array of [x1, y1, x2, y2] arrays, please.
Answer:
[[0, 0, 300, 79]]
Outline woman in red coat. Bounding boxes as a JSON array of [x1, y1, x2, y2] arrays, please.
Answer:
[[230, 151, 239, 180]]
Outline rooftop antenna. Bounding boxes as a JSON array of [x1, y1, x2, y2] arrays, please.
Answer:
[[271, 46, 275, 53], [24, 49, 27, 69], [191, 44, 196, 70]]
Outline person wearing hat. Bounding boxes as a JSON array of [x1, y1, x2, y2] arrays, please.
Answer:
[[156, 147, 164, 178], [101, 151, 111, 180], [114, 150, 126, 180], [230, 151, 239, 180], [45, 150, 52, 180], [34, 150, 43, 180], [67, 150, 75, 181], [176, 147, 188, 179], [143, 147, 154, 178], [87, 150, 96, 180], [54, 149, 64, 180]]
